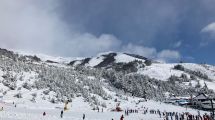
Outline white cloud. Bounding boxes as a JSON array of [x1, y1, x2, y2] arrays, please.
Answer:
[[201, 22, 215, 34], [201, 22, 215, 46], [0, 0, 181, 62], [157, 50, 180, 62], [122, 43, 157, 58], [122, 43, 181, 62], [60, 33, 121, 56], [0, 0, 120, 57]]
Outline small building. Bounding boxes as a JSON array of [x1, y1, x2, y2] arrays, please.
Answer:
[[192, 93, 208, 107], [193, 93, 208, 102], [201, 100, 215, 110], [191, 93, 214, 110], [176, 99, 190, 106], [165, 96, 191, 106], [165, 96, 179, 104]]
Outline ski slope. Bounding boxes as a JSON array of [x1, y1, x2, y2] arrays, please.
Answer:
[[0, 96, 208, 120]]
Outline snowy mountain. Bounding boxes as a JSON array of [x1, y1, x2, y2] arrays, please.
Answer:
[[0, 48, 215, 108], [67, 51, 215, 91], [1, 48, 215, 119]]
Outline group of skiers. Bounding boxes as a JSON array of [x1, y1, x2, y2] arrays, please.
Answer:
[[121, 106, 213, 120], [146, 108, 213, 120], [124, 109, 139, 116], [95, 106, 104, 112], [163, 112, 213, 120]]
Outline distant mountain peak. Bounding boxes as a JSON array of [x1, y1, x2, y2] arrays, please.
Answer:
[[68, 52, 153, 68]]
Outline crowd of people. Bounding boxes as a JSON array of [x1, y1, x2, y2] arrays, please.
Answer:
[[1, 101, 214, 120], [122, 106, 214, 120]]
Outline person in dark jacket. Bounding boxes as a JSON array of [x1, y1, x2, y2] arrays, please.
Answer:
[[83, 114, 85, 120], [60, 110, 63, 118], [43, 112, 46, 116], [120, 115, 124, 120]]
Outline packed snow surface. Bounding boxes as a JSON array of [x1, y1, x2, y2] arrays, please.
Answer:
[[0, 97, 206, 120]]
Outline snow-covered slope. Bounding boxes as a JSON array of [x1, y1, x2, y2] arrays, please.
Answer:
[[138, 63, 184, 81], [0, 48, 215, 120], [137, 63, 215, 91]]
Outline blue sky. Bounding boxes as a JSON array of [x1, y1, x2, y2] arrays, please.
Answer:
[[1, 0, 215, 64]]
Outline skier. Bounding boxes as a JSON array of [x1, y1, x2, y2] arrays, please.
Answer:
[[175, 113, 179, 120], [60, 110, 63, 118], [158, 111, 161, 118], [83, 114, 85, 120], [43, 112, 46, 116], [97, 107, 100, 112], [120, 115, 124, 120]]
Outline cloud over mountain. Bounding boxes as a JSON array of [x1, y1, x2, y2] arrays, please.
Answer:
[[0, 0, 181, 62]]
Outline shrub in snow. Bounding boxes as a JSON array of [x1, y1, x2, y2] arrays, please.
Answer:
[[174, 64, 185, 71], [31, 97, 36, 103], [191, 71, 209, 80], [22, 82, 32, 90], [3, 91, 7, 95], [43, 90, 50, 95], [42, 96, 46, 100], [145, 59, 152, 66], [189, 81, 192, 87], [190, 75, 197, 80], [14, 93, 22, 98], [91, 96, 99, 105], [31, 93, 37, 97], [101, 102, 107, 108], [2, 79, 17, 90], [8, 83, 17, 90], [50, 98, 58, 104], [180, 73, 189, 82], [32, 55, 41, 62]]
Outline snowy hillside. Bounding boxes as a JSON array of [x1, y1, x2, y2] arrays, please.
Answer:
[[0, 48, 215, 119]]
